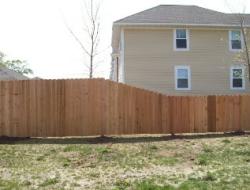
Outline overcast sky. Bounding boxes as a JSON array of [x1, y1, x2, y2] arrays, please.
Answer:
[[0, 0, 249, 79]]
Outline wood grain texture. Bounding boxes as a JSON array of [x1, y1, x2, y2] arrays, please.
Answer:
[[0, 79, 249, 137]]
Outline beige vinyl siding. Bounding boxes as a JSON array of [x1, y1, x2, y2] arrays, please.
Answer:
[[124, 28, 250, 95]]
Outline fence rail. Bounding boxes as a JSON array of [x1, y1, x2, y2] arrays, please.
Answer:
[[0, 79, 249, 137]]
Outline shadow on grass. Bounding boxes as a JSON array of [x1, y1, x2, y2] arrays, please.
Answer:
[[0, 131, 249, 145]]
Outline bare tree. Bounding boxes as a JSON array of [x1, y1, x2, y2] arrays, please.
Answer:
[[225, 0, 250, 80], [65, 0, 101, 78], [239, 13, 250, 79]]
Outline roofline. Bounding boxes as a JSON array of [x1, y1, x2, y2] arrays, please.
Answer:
[[113, 22, 250, 28], [113, 5, 231, 24], [114, 5, 162, 23]]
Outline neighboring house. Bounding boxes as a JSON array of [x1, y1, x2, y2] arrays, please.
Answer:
[[111, 5, 250, 95], [0, 67, 29, 80], [32, 77, 42, 80]]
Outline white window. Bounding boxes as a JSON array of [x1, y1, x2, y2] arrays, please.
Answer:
[[174, 29, 189, 51], [175, 66, 191, 90], [229, 30, 243, 51], [230, 66, 245, 90]]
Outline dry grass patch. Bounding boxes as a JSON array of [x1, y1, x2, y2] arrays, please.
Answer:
[[0, 134, 249, 189]]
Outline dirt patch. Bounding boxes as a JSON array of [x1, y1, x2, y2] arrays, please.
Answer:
[[0, 134, 249, 189]]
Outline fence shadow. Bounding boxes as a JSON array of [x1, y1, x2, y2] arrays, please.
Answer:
[[0, 132, 249, 145]]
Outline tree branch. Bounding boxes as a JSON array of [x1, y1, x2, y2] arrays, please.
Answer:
[[63, 0, 102, 78], [65, 23, 91, 56]]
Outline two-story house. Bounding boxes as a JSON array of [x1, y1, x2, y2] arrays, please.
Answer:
[[110, 5, 250, 95]]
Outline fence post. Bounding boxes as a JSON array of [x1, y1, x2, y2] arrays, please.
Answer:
[[207, 95, 216, 132]]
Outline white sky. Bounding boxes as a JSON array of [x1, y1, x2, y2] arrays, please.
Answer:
[[0, 0, 249, 79]]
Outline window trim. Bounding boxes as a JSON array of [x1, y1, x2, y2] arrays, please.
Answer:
[[174, 29, 190, 51], [175, 66, 191, 90], [229, 30, 243, 52], [230, 66, 245, 90]]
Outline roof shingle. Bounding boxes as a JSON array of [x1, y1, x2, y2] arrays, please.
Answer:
[[115, 5, 250, 26]]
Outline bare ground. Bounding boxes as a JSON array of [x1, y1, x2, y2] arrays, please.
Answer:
[[0, 133, 249, 189]]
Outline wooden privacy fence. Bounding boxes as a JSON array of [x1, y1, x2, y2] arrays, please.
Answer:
[[0, 79, 249, 137]]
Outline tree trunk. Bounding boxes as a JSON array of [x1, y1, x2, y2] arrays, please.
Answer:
[[90, 55, 93, 79], [241, 28, 250, 79], [240, 18, 250, 80]]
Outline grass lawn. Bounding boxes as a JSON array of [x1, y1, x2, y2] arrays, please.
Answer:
[[0, 134, 250, 190]]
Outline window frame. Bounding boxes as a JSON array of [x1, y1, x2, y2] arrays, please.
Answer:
[[229, 30, 243, 52], [174, 29, 190, 51], [175, 66, 191, 90], [230, 66, 245, 90]]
